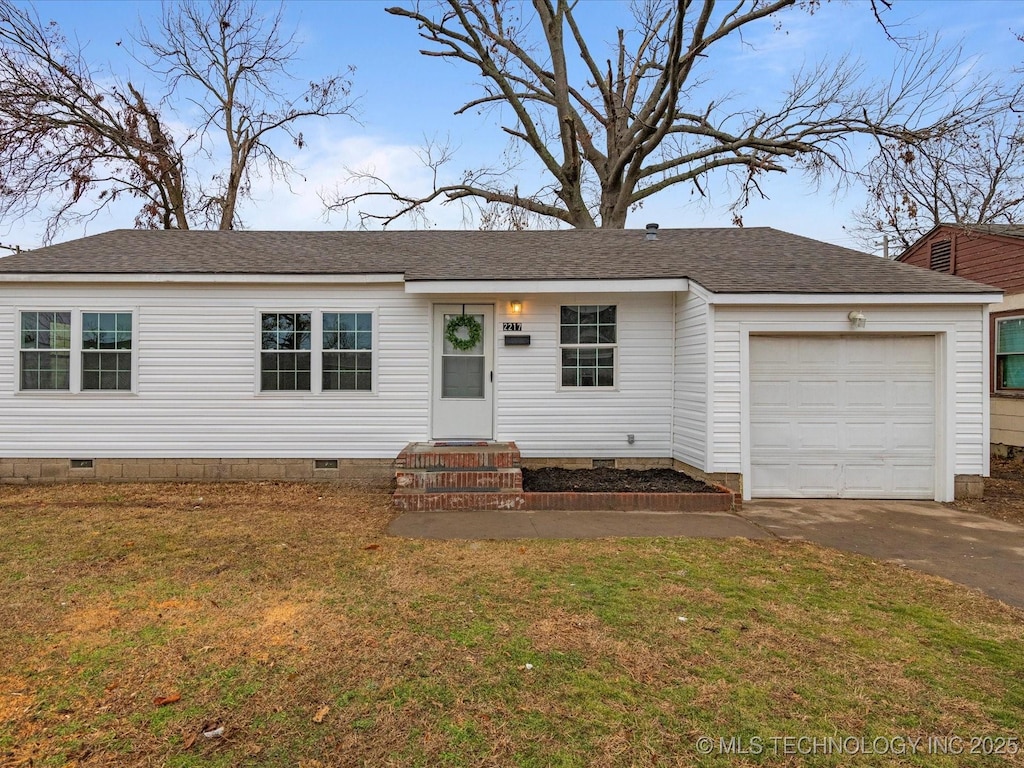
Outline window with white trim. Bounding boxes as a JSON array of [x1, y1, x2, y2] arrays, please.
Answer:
[[260, 312, 312, 391], [20, 311, 71, 390], [20, 310, 133, 393], [996, 316, 1024, 391], [82, 312, 133, 391], [259, 311, 374, 393], [322, 312, 373, 391], [560, 305, 616, 387]]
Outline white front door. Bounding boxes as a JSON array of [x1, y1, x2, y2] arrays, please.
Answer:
[[432, 304, 494, 440]]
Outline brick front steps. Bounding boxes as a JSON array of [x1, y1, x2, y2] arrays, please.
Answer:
[[394, 442, 525, 511], [393, 442, 738, 512]]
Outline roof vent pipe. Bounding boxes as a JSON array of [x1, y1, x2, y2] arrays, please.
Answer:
[[645, 222, 659, 241]]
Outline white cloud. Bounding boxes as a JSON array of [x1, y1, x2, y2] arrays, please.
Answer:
[[239, 128, 473, 231]]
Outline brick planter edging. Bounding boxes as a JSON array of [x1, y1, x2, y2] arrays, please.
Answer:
[[522, 484, 738, 512]]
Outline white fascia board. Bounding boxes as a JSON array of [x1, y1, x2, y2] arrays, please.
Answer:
[[686, 281, 714, 302], [704, 292, 1003, 306], [404, 278, 689, 294], [0, 272, 406, 285]]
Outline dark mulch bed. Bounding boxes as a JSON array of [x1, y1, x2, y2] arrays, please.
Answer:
[[522, 467, 723, 494]]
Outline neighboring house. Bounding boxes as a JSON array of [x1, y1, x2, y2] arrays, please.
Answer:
[[0, 226, 1001, 501], [898, 224, 1024, 454]]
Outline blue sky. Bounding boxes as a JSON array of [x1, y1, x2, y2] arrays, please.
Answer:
[[3, 0, 1024, 252]]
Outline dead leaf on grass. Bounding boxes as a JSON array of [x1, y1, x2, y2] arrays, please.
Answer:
[[153, 692, 181, 707], [363, 543, 380, 550], [313, 704, 330, 723], [182, 731, 198, 750]]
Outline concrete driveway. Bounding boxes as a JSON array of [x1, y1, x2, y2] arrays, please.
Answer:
[[389, 500, 1024, 610], [740, 500, 1024, 610]]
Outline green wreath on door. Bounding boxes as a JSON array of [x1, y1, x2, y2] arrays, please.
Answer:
[[445, 314, 483, 351]]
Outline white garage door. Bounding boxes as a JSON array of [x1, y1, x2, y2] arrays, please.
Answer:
[[750, 335, 936, 499]]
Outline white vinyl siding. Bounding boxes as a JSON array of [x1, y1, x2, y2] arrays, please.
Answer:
[[0, 279, 993, 498], [495, 293, 673, 457], [0, 284, 427, 458], [672, 291, 708, 468]]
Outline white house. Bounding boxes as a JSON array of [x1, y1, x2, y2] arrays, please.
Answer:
[[0, 226, 1000, 501]]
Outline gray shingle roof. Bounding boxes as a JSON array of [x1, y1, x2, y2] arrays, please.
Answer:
[[0, 227, 999, 294]]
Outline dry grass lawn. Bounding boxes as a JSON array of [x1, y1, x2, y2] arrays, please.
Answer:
[[1, 482, 1022, 767]]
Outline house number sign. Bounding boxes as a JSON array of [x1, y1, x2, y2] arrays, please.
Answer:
[[502, 322, 522, 332]]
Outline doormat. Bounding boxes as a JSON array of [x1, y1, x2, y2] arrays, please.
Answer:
[[432, 441, 490, 447]]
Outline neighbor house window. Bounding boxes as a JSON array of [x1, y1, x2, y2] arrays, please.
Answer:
[[560, 305, 616, 387], [20, 311, 71, 390], [261, 312, 311, 391], [82, 312, 132, 391], [996, 316, 1024, 391], [322, 312, 372, 391]]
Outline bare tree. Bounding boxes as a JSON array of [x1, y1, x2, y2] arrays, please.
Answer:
[[137, 0, 354, 230], [0, 1, 189, 239], [853, 113, 1024, 251], [0, 0, 354, 242], [326, 0, 1001, 229]]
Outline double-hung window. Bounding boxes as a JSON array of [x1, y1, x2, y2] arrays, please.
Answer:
[[259, 311, 374, 393], [261, 312, 312, 391], [996, 316, 1024, 391], [20, 310, 134, 393], [82, 312, 133, 391], [322, 312, 373, 391], [560, 305, 616, 388], [20, 311, 72, 390]]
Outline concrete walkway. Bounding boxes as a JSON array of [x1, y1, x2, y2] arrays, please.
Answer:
[[387, 500, 1024, 610]]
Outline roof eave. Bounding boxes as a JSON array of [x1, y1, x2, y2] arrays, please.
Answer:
[[403, 277, 690, 294], [0, 272, 407, 284], [705, 291, 1003, 305]]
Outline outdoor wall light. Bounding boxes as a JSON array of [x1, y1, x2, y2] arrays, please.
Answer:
[[509, 300, 523, 315], [848, 310, 867, 329]]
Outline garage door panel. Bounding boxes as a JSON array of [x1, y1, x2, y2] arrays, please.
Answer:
[[891, 463, 935, 494], [751, 379, 793, 407], [845, 380, 888, 408], [796, 421, 841, 449], [893, 380, 934, 406], [842, 463, 889, 495], [751, 336, 794, 364], [894, 337, 935, 364], [796, 338, 841, 365], [750, 463, 795, 496], [793, 463, 842, 496], [750, 420, 793, 450], [844, 421, 888, 450], [797, 381, 839, 406], [893, 421, 934, 450], [750, 335, 935, 499]]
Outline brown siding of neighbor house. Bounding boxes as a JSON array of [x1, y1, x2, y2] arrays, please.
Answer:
[[901, 228, 1024, 294]]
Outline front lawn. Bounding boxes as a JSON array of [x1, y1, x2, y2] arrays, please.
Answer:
[[1, 483, 1021, 767]]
